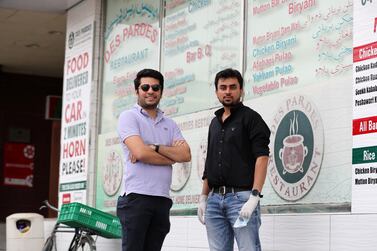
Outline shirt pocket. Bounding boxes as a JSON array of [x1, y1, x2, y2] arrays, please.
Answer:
[[224, 122, 243, 144]]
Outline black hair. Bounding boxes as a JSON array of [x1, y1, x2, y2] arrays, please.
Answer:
[[214, 68, 243, 90], [134, 69, 164, 92]]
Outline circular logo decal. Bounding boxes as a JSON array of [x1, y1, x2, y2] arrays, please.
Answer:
[[171, 161, 191, 191], [268, 95, 324, 201], [23, 145, 35, 159], [196, 138, 207, 182], [102, 151, 123, 196]]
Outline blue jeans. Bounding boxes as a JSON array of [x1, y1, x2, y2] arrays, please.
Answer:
[[205, 191, 261, 251]]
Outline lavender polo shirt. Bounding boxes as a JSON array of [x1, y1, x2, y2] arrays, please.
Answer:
[[117, 104, 184, 198]]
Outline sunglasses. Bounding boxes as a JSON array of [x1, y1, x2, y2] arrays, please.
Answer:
[[140, 84, 161, 92]]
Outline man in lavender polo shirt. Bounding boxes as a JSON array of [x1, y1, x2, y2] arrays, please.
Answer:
[[117, 69, 191, 251]]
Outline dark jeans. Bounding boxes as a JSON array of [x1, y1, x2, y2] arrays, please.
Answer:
[[116, 193, 172, 251]]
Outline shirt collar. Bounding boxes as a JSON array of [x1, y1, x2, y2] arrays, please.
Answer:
[[214, 102, 244, 118], [134, 104, 164, 122]]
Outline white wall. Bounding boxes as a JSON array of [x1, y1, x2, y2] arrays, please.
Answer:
[[43, 213, 377, 251]]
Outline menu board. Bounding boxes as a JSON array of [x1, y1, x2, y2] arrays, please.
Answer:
[[161, 0, 243, 117], [97, 0, 355, 213], [245, 0, 353, 212], [352, 0, 377, 213], [101, 0, 161, 133], [244, 0, 353, 99]]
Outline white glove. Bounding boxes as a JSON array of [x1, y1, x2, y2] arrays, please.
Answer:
[[239, 194, 260, 219], [197, 194, 208, 225]]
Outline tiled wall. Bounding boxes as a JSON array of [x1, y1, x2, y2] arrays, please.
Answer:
[[34, 214, 377, 251], [2, 214, 376, 250]]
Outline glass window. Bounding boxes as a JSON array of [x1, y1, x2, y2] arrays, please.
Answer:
[[97, 0, 161, 213], [101, 0, 161, 134], [161, 0, 244, 117]]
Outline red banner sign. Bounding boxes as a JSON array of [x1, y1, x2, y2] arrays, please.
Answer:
[[3, 143, 35, 187], [353, 41, 377, 62], [353, 116, 377, 135]]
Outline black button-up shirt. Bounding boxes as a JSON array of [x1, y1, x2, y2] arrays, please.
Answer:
[[203, 103, 270, 189]]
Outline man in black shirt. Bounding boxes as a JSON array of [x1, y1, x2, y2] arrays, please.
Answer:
[[197, 68, 270, 251]]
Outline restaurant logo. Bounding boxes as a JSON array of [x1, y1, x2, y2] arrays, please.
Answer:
[[103, 151, 123, 196], [268, 95, 324, 201], [196, 137, 207, 182]]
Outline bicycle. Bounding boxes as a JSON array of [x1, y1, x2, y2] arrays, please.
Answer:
[[40, 200, 97, 251]]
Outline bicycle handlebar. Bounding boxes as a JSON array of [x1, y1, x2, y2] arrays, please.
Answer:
[[40, 200, 60, 212]]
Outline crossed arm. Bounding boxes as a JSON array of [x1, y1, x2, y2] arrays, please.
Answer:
[[124, 135, 191, 165]]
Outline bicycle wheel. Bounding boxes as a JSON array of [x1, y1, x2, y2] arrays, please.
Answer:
[[42, 236, 55, 251], [70, 235, 96, 251]]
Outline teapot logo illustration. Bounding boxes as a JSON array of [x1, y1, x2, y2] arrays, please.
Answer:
[[268, 95, 324, 201], [279, 112, 308, 174]]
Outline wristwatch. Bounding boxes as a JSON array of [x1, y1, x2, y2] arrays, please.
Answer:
[[153, 144, 160, 153], [251, 189, 263, 198]]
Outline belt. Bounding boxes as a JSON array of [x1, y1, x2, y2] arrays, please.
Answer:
[[211, 186, 251, 195]]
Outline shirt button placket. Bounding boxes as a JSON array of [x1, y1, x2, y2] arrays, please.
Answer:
[[218, 127, 225, 170]]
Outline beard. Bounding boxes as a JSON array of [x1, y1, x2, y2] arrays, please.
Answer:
[[138, 95, 160, 110], [220, 96, 241, 107], [140, 103, 158, 109]]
